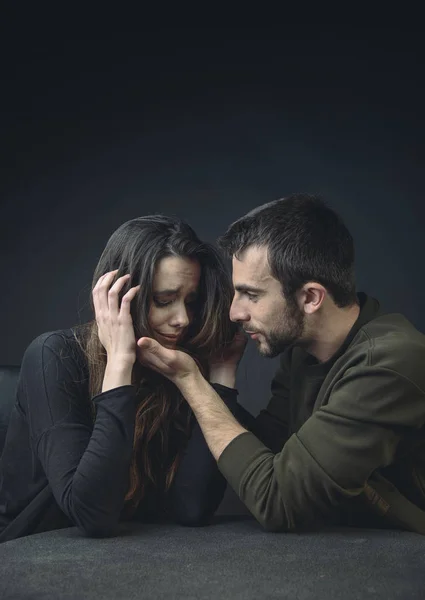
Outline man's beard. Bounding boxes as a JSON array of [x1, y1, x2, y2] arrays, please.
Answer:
[[256, 302, 305, 358]]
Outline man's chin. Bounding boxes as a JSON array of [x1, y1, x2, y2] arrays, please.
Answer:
[[256, 340, 274, 358], [259, 347, 280, 359], [258, 338, 292, 359]]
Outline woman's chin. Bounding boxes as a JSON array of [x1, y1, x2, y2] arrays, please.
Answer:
[[163, 340, 177, 349], [154, 333, 179, 349]]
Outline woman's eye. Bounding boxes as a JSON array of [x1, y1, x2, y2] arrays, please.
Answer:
[[154, 298, 172, 307], [246, 293, 258, 302]]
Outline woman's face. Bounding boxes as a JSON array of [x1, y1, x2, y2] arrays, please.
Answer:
[[148, 255, 201, 348]]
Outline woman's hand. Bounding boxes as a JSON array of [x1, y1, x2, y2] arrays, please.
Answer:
[[208, 330, 248, 388], [92, 270, 140, 391]]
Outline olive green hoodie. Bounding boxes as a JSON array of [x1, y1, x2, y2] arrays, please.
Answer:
[[218, 294, 425, 533]]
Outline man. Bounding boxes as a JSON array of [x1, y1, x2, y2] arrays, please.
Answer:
[[138, 194, 425, 533]]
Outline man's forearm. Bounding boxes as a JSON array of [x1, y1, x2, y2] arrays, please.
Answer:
[[178, 371, 247, 460]]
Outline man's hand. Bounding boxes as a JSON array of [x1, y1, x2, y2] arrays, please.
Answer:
[[138, 336, 247, 461], [136, 337, 199, 385], [209, 330, 248, 388]]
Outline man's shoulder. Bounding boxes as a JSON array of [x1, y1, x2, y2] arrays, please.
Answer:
[[359, 312, 425, 355], [348, 313, 425, 384], [363, 311, 422, 337]]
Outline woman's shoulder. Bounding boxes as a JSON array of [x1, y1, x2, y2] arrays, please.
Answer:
[[24, 328, 81, 353], [22, 327, 88, 374]]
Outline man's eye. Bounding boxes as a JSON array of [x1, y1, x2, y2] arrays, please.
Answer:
[[246, 293, 258, 301]]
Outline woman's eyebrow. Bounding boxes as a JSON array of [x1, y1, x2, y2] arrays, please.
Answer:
[[153, 288, 180, 295], [153, 287, 199, 297]]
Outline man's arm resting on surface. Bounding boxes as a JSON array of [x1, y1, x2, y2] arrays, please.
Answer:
[[181, 366, 425, 533], [179, 371, 248, 460], [137, 338, 425, 532]]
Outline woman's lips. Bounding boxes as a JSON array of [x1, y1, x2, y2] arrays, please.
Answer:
[[157, 332, 179, 341]]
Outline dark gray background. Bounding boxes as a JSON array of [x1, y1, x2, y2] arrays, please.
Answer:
[[1, 27, 424, 422]]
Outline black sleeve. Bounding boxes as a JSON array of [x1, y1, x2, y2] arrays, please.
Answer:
[[250, 354, 292, 454], [20, 332, 137, 537], [166, 383, 242, 526]]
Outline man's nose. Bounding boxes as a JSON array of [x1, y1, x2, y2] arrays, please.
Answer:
[[229, 298, 250, 323]]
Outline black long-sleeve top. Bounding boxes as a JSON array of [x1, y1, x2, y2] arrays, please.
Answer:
[[0, 329, 238, 543]]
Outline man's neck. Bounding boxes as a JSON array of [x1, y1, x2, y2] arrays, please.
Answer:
[[307, 302, 361, 363]]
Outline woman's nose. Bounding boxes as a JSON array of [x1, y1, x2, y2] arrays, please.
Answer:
[[170, 305, 190, 328]]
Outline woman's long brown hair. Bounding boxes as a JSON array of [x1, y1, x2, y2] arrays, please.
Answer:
[[75, 215, 236, 514]]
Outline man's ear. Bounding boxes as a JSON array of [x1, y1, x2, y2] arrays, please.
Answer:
[[297, 283, 326, 315]]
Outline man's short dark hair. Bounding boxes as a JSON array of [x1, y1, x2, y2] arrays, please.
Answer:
[[218, 194, 357, 308]]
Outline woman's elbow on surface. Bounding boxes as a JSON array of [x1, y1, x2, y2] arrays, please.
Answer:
[[69, 505, 121, 538], [63, 491, 122, 538], [77, 518, 120, 538]]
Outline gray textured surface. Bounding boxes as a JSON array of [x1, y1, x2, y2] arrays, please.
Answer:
[[1, 517, 424, 599]]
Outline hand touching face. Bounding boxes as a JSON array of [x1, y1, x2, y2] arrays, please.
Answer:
[[137, 337, 198, 385], [92, 270, 140, 368]]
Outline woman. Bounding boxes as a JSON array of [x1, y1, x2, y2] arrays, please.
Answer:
[[0, 215, 240, 542]]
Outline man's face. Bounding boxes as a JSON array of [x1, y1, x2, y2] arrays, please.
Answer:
[[229, 246, 305, 358]]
